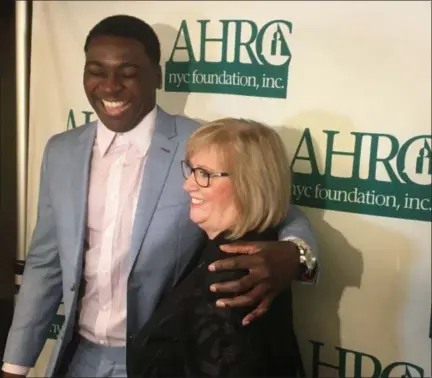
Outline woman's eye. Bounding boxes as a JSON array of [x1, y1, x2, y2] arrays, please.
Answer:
[[196, 169, 209, 178]]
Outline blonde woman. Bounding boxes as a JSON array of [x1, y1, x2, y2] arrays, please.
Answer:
[[130, 119, 302, 377]]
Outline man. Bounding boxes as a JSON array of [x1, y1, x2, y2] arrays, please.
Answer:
[[2, 15, 318, 378]]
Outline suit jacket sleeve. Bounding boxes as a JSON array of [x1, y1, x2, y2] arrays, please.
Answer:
[[3, 138, 63, 367], [277, 205, 318, 257]]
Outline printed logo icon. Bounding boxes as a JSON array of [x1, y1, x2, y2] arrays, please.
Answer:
[[164, 19, 293, 98], [271, 25, 290, 58], [416, 140, 432, 175], [291, 130, 432, 222]]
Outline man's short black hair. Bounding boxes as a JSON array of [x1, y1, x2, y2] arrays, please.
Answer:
[[84, 15, 161, 66]]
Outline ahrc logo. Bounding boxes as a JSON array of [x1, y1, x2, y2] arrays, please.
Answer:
[[165, 19, 293, 99]]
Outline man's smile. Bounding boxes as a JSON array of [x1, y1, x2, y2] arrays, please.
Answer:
[[100, 99, 131, 117]]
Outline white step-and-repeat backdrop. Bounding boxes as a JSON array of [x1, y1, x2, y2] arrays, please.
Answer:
[[24, 1, 431, 377]]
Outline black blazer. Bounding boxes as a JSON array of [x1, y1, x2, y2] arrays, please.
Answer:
[[128, 228, 301, 377]]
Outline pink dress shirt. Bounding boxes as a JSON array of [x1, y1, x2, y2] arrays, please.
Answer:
[[78, 107, 156, 346]]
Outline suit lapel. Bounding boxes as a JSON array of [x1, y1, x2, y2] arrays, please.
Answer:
[[70, 123, 96, 278], [129, 108, 178, 271]]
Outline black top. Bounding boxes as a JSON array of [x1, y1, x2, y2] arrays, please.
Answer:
[[128, 228, 301, 377]]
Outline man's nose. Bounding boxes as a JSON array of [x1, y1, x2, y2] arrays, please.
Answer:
[[101, 73, 122, 94]]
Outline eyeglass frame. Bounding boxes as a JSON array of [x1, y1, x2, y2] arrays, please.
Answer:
[[181, 160, 229, 188]]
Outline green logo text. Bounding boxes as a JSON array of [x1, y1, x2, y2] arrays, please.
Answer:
[[165, 19, 292, 98], [291, 129, 431, 222]]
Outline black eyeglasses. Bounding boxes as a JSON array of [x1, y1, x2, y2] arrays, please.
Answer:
[[181, 160, 229, 188]]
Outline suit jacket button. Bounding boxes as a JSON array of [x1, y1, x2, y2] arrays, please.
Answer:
[[70, 283, 76, 292]]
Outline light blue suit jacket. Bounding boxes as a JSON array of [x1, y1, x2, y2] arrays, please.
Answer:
[[3, 107, 317, 376]]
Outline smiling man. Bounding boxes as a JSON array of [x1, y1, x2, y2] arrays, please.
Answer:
[[83, 33, 161, 132], [2, 15, 318, 378]]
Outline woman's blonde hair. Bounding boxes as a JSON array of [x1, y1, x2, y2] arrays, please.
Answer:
[[186, 118, 291, 239]]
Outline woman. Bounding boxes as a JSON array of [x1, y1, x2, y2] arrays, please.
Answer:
[[129, 118, 301, 377]]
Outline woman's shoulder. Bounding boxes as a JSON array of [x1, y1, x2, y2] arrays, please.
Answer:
[[210, 227, 279, 246]]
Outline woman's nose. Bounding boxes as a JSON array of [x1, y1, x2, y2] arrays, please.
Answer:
[[183, 174, 198, 192]]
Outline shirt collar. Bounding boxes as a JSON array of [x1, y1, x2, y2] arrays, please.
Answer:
[[96, 106, 157, 157]]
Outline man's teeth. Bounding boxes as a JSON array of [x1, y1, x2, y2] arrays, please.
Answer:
[[191, 198, 204, 204], [102, 100, 127, 109]]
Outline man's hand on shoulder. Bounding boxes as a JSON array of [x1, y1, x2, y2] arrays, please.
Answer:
[[208, 240, 300, 325]]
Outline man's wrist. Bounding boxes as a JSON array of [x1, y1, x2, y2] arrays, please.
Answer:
[[282, 237, 318, 282]]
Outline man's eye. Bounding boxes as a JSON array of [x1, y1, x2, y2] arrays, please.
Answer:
[[88, 70, 105, 77], [122, 71, 138, 78]]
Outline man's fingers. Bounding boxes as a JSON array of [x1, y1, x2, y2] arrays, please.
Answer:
[[208, 254, 262, 272], [219, 242, 263, 254], [210, 274, 257, 294], [242, 308, 266, 326], [215, 283, 270, 308], [242, 294, 276, 326], [210, 263, 269, 293]]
